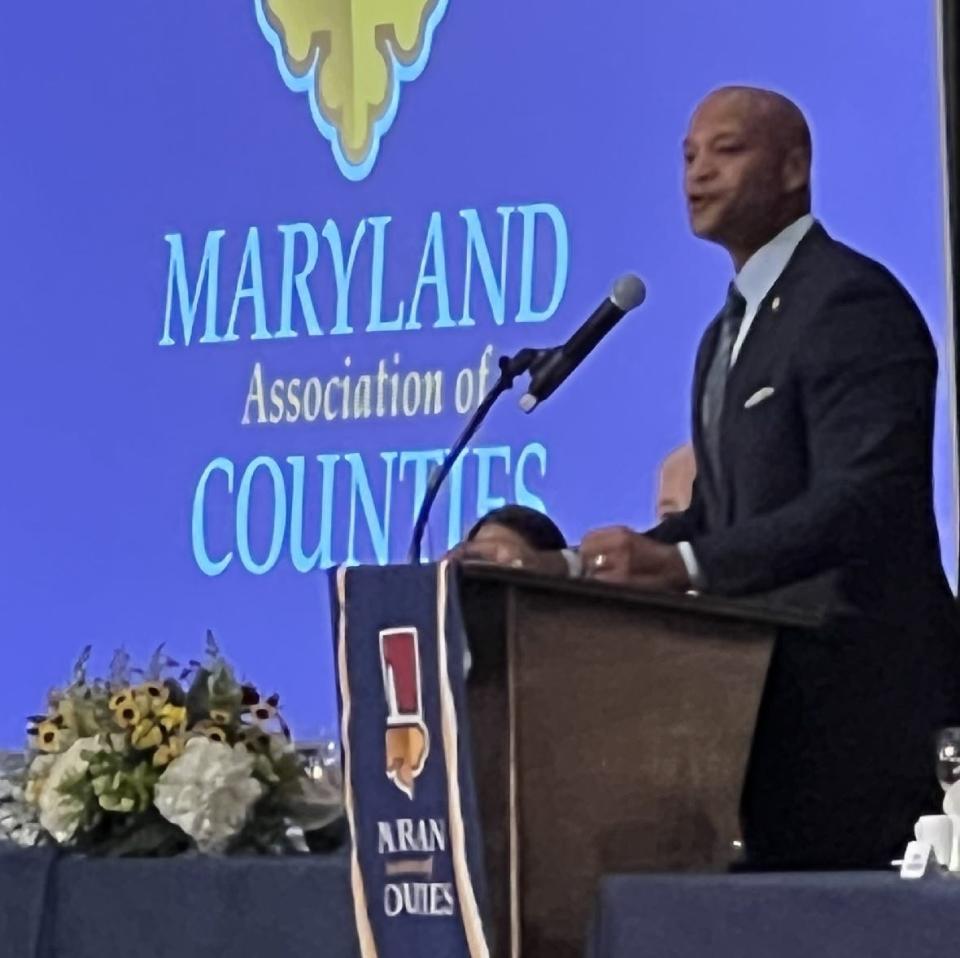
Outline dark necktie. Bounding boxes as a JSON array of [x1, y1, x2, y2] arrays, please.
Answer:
[[701, 282, 747, 484]]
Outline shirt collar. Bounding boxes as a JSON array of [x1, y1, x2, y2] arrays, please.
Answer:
[[734, 213, 815, 313]]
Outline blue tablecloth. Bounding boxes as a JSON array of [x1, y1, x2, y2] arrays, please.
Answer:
[[8, 851, 960, 958], [590, 871, 960, 958], [0, 848, 358, 958], [0, 848, 57, 958]]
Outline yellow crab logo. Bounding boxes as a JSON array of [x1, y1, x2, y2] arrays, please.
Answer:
[[255, 0, 449, 181]]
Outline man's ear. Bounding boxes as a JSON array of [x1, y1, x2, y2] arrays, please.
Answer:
[[782, 145, 810, 195]]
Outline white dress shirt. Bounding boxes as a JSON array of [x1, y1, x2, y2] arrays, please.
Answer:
[[677, 214, 816, 586]]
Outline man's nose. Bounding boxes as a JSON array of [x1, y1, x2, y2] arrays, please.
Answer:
[[686, 152, 716, 186]]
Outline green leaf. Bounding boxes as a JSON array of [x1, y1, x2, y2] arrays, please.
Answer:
[[108, 648, 133, 688], [184, 668, 212, 723], [71, 646, 93, 686]]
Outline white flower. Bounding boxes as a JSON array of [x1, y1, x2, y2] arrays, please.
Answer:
[[37, 737, 104, 844], [24, 754, 58, 805], [153, 737, 263, 853]]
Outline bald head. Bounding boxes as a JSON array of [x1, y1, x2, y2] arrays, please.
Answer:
[[707, 87, 812, 163], [683, 86, 813, 268]]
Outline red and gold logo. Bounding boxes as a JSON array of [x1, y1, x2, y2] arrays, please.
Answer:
[[380, 628, 429, 798]]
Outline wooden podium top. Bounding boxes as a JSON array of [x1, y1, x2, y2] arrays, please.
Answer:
[[459, 562, 822, 630]]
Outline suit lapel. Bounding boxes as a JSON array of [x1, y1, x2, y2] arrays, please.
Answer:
[[693, 317, 722, 443]]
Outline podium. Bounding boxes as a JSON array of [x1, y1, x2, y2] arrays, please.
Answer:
[[456, 564, 817, 958]]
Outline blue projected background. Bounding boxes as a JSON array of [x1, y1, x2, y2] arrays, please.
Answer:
[[0, 1, 953, 747]]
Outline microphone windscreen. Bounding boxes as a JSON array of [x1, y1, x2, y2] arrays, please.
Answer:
[[611, 274, 646, 311]]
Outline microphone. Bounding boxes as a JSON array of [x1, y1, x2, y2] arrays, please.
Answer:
[[519, 274, 646, 413]]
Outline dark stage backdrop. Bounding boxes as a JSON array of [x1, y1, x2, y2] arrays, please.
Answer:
[[0, 0, 955, 746]]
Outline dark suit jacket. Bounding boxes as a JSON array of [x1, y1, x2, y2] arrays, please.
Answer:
[[650, 223, 960, 867]]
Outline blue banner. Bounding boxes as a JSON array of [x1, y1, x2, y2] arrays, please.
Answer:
[[335, 562, 489, 958]]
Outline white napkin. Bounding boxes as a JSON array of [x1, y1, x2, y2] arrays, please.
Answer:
[[943, 781, 960, 816], [941, 783, 960, 871]]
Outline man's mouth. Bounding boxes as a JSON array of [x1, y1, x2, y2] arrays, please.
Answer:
[[688, 194, 720, 213]]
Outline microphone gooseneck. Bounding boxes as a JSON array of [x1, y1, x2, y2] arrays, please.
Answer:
[[408, 274, 646, 562]]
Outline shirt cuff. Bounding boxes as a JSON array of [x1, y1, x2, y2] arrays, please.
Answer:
[[560, 547, 583, 578], [677, 541, 705, 589]]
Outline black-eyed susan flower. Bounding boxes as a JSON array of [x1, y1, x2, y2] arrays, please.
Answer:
[[135, 681, 169, 713], [247, 702, 276, 724], [209, 709, 232, 726], [239, 726, 271, 754], [131, 719, 163, 750], [153, 736, 185, 768], [35, 719, 64, 753], [243, 693, 291, 739], [113, 703, 141, 730], [201, 726, 228, 744], [157, 704, 187, 734], [109, 688, 134, 712], [55, 698, 77, 730]]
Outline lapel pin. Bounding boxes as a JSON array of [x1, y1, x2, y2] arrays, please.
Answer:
[[771, 296, 781, 313]]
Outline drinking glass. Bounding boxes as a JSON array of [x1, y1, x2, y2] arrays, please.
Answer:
[[936, 727, 960, 792]]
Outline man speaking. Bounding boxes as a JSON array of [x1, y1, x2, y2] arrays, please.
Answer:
[[460, 86, 960, 868]]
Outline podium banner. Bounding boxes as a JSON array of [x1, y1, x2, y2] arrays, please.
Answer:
[[334, 562, 490, 958]]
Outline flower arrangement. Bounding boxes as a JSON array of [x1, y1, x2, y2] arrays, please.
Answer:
[[0, 634, 342, 856]]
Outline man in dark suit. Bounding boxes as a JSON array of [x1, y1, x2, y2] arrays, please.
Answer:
[[577, 85, 960, 867], [460, 85, 960, 867]]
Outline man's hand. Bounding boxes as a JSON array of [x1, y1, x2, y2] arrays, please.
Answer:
[[579, 526, 691, 591], [446, 534, 568, 576]]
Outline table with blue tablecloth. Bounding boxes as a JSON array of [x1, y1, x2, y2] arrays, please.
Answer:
[[589, 871, 960, 958], [0, 847, 358, 958], [6, 849, 960, 958]]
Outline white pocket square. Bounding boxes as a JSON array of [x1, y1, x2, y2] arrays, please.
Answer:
[[744, 386, 775, 409]]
